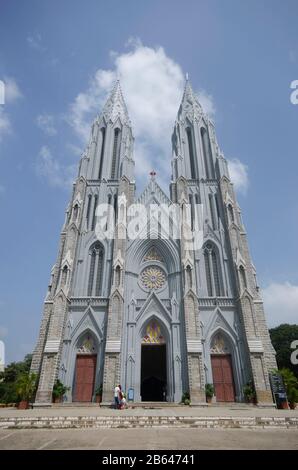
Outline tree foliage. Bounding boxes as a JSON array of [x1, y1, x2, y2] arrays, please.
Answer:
[[269, 324, 298, 378], [0, 354, 32, 404]]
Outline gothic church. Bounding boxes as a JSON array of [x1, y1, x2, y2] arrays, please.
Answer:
[[31, 80, 276, 405]]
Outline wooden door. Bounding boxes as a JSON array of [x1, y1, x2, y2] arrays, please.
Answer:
[[211, 354, 235, 402], [74, 354, 97, 402]]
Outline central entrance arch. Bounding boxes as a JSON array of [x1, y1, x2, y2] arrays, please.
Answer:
[[140, 320, 167, 401], [210, 332, 236, 402]]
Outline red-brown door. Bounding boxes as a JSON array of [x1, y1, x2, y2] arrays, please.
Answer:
[[74, 354, 97, 402], [211, 354, 235, 402]]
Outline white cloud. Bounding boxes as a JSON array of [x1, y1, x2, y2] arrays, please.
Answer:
[[227, 158, 249, 194], [0, 77, 22, 142], [0, 108, 11, 141], [262, 282, 298, 327], [68, 39, 215, 189], [36, 145, 76, 188], [198, 90, 216, 118], [4, 77, 23, 103], [36, 113, 57, 136]]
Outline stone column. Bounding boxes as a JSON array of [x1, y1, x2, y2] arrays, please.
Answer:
[[219, 177, 276, 406], [102, 179, 133, 403]]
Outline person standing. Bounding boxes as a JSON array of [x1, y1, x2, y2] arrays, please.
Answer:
[[114, 384, 120, 409]]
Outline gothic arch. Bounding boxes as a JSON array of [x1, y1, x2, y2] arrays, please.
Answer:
[[185, 125, 198, 179], [203, 240, 223, 297], [135, 310, 173, 402], [139, 314, 169, 344], [110, 127, 121, 179], [135, 292, 172, 326], [98, 126, 106, 180], [209, 327, 235, 353], [64, 308, 104, 402], [126, 237, 180, 275], [87, 241, 104, 296], [200, 126, 214, 179], [207, 327, 242, 401]]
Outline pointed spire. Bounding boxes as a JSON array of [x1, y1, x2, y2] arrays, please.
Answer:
[[178, 77, 203, 120], [102, 80, 131, 125]]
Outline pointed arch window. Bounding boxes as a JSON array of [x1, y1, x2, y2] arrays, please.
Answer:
[[88, 242, 104, 296], [215, 194, 220, 220], [111, 128, 120, 179], [61, 265, 68, 288], [87, 250, 96, 296], [105, 194, 112, 231], [186, 265, 192, 289], [209, 194, 216, 230], [113, 194, 118, 224], [73, 204, 79, 221], [115, 265, 121, 288], [86, 194, 92, 229], [95, 247, 103, 296], [204, 250, 213, 296], [91, 195, 98, 231], [189, 194, 194, 231], [186, 127, 197, 179], [98, 127, 106, 180], [212, 251, 221, 296], [201, 127, 214, 179], [204, 243, 222, 297]]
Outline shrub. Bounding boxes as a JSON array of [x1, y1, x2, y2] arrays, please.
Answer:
[[181, 391, 190, 404], [52, 380, 70, 399], [205, 383, 214, 398]]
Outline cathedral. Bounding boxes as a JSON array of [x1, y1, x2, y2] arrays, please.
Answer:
[[31, 79, 277, 406]]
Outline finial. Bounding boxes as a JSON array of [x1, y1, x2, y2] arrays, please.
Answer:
[[185, 72, 189, 81], [149, 170, 156, 180]]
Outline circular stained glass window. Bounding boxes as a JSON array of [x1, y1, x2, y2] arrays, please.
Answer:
[[140, 266, 166, 290]]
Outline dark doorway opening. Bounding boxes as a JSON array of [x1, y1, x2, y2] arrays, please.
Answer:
[[141, 344, 167, 401]]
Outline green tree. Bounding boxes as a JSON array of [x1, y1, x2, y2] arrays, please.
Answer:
[[279, 368, 298, 405], [16, 372, 37, 402], [0, 354, 32, 404], [269, 324, 298, 378]]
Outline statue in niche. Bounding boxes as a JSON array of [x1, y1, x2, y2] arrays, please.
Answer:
[[142, 321, 165, 344], [77, 334, 96, 354], [210, 332, 230, 354]]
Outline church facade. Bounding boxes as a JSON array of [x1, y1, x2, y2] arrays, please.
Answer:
[[31, 80, 276, 405]]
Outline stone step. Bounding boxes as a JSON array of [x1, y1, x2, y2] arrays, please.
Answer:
[[100, 402, 184, 409], [0, 415, 297, 430], [52, 402, 100, 408]]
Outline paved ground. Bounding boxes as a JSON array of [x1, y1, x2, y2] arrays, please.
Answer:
[[0, 427, 297, 450], [0, 405, 297, 418]]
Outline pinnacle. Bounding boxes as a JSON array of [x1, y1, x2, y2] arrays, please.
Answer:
[[178, 77, 203, 119], [101, 79, 130, 124]]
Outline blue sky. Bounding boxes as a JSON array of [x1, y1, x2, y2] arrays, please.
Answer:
[[0, 0, 297, 364]]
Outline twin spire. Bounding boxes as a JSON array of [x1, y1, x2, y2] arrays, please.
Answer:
[[100, 76, 204, 125]]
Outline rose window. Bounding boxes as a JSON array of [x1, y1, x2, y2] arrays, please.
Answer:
[[140, 266, 166, 290]]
